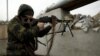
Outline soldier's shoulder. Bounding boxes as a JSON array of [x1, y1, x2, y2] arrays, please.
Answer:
[[9, 16, 19, 24]]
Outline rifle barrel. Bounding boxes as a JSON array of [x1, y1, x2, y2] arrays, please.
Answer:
[[57, 20, 70, 23]]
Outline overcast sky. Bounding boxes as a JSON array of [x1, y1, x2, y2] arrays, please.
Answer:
[[0, 0, 100, 21]]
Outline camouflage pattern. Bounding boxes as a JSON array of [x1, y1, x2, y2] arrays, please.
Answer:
[[7, 4, 52, 56], [7, 16, 40, 56]]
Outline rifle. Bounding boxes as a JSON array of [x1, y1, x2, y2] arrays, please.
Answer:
[[38, 16, 74, 37], [22, 12, 73, 37]]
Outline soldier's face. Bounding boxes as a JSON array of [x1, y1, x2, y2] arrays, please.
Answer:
[[21, 10, 34, 22], [21, 15, 34, 25], [24, 15, 33, 23]]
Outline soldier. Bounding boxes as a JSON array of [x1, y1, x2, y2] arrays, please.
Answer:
[[7, 4, 57, 56]]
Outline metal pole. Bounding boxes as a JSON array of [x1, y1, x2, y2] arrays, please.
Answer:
[[7, 0, 8, 22]]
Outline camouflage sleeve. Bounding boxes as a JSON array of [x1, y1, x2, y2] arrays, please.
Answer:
[[8, 20, 39, 42]]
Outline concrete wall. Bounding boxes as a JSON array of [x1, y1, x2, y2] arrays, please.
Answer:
[[50, 30, 100, 56], [0, 24, 7, 39], [36, 30, 100, 56]]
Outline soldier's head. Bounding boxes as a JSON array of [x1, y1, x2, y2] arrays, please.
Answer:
[[18, 4, 34, 17], [18, 4, 34, 23]]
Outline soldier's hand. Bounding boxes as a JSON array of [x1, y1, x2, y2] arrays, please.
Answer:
[[37, 22, 45, 30]]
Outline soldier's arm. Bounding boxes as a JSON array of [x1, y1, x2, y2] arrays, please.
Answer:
[[8, 21, 39, 42], [37, 25, 52, 37]]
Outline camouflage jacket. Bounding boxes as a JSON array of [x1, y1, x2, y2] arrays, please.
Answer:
[[7, 16, 51, 56]]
